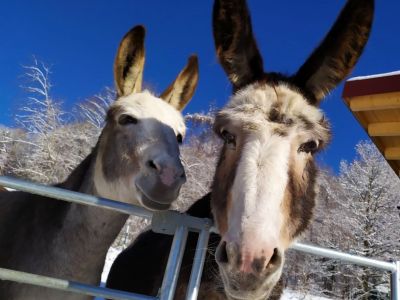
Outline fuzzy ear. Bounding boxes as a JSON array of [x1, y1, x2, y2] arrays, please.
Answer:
[[293, 0, 374, 105], [159, 55, 199, 111], [114, 25, 146, 97], [213, 0, 264, 90]]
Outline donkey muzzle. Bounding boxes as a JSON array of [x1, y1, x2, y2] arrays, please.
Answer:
[[135, 155, 186, 210], [215, 240, 284, 299]]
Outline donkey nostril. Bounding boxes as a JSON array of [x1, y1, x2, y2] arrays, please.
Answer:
[[179, 170, 186, 182], [216, 241, 229, 264], [147, 160, 158, 171], [268, 248, 279, 266]]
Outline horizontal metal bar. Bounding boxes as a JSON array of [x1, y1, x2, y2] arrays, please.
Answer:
[[1, 175, 398, 299], [0, 176, 153, 219], [152, 210, 213, 234], [0, 268, 156, 300], [0, 176, 211, 230], [291, 242, 397, 272]]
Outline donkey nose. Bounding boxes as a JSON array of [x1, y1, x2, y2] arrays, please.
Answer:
[[216, 241, 280, 274], [146, 158, 185, 186]]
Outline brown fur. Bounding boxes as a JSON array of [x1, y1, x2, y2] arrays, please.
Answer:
[[114, 26, 145, 96], [210, 133, 242, 235], [210, 0, 372, 297], [106, 0, 373, 298], [160, 56, 199, 111]]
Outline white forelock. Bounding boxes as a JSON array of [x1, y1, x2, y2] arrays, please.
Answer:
[[224, 83, 324, 125], [112, 90, 186, 137]]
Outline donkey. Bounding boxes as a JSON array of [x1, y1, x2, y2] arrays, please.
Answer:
[[0, 25, 198, 299], [106, 0, 373, 299]]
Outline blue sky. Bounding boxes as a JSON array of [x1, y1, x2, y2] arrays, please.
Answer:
[[0, 1, 399, 172]]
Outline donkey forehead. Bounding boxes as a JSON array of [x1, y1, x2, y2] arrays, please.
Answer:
[[216, 83, 327, 134], [113, 91, 186, 134]]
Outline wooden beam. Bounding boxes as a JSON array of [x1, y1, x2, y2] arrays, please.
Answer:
[[347, 92, 400, 112], [385, 147, 400, 160], [368, 122, 400, 136]]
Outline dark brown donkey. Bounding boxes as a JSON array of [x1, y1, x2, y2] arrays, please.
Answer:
[[0, 25, 199, 300], [106, 0, 373, 299]]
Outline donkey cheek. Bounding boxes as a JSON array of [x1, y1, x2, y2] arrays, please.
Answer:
[[215, 192, 232, 235]]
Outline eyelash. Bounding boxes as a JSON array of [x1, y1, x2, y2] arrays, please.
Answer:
[[177, 134, 183, 144], [298, 140, 319, 154], [220, 129, 236, 147], [118, 115, 138, 125]]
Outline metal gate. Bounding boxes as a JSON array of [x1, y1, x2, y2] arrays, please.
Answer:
[[0, 176, 398, 299]]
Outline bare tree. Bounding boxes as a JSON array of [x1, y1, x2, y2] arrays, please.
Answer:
[[285, 141, 400, 299], [1, 59, 112, 184], [336, 141, 400, 299]]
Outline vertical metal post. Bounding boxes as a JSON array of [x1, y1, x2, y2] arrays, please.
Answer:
[[185, 229, 210, 300], [391, 261, 400, 300], [160, 225, 188, 300]]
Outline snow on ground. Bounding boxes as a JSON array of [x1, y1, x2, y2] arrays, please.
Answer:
[[97, 247, 335, 300], [281, 290, 333, 300], [101, 247, 122, 283], [94, 247, 123, 300]]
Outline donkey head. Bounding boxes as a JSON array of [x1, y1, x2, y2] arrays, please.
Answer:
[[94, 26, 199, 211], [211, 0, 373, 298]]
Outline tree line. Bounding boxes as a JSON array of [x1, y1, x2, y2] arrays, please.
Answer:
[[0, 61, 398, 299]]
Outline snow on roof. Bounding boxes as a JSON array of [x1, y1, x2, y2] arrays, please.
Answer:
[[348, 70, 400, 81]]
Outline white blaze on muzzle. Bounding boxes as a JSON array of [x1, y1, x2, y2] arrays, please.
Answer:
[[224, 132, 290, 271]]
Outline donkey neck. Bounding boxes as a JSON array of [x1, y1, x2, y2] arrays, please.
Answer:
[[49, 147, 128, 283]]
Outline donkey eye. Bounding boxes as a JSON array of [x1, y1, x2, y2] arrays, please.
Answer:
[[118, 115, 138, 125], [177, 134, 183, 144], [221, 129, 236, 146], [298, 140, 319, 154]]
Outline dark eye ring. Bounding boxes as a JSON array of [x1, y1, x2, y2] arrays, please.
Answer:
[[177, 134, 183, 144], [298, 140, 319, 154], [118, 115, 138, 125], [221, 129, 236, 146]]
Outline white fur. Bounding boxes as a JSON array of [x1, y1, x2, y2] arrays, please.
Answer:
[[227, 126, 289, 258], [225, 83, 325, 127], [114, 90, 186, 137]]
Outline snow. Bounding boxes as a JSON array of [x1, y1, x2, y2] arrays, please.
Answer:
[[96, 247, 336, 299], [281, 290, 333, 300], [2, 187, 15, 191], [94, 247, 123, 300], [101, 247, 122, 283], [348, 70, 400, 81]]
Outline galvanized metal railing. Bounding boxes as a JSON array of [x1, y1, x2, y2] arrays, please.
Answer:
[[0, 176, 211, 300], [290, 243, 399, 299], [0, 175, 398, 299]]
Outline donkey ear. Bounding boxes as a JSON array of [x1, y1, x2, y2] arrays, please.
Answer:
[[114, 25, 146, 97], [213, 0, 264, 90], [293, 0, 374, 105], [160, 55, 199, 111]]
